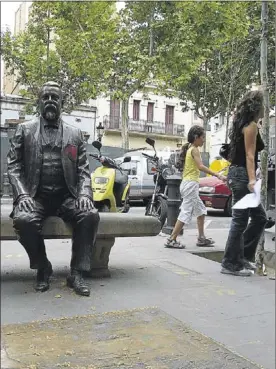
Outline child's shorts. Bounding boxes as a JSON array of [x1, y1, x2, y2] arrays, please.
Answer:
[[178, 180, 207, 224]]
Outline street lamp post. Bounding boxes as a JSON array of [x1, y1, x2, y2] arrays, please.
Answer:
[[96, 122, 104, 142]]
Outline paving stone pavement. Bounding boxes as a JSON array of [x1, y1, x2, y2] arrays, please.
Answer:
[[1, 308, 262, 369], [1, 225, 275, 369]]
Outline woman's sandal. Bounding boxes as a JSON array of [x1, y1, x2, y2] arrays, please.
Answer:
[[165, 239, 186, 249], [196, 237, 215, 247]]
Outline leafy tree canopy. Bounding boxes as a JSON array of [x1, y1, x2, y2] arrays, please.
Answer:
[[1, 1, 117, 112]]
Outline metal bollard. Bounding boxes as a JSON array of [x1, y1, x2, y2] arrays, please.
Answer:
[[162, 174, 183, 235]]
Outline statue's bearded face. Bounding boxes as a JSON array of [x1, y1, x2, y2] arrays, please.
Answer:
[[39, 86, 62, 122]]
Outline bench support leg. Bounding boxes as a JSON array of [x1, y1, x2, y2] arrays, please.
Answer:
[[86, 237, 115, 278]]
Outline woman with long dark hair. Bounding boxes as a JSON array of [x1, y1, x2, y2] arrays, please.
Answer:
[[221, 91, 267, 276], [165, 125, 226, 248]]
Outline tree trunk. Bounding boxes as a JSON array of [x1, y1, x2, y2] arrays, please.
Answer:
[[225, 112, 231, 143], [255, 1, 270, 272], [225, 87, 234, 144], [121, 98, 129, 150], [220, 113, 225, 128], [46, 9, 50, 79], [149, 13, 153, 57], [203, 117, 208, 153]]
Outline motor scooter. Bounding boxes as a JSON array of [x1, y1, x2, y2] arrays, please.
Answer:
[[90, 141, 131, 213]]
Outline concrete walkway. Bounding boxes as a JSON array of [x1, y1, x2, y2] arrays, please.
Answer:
[[1, 228, 275, 369]]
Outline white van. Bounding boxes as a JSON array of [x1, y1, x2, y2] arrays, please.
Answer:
[[115, 149, 179, 203], [114, 151, 154, 203]]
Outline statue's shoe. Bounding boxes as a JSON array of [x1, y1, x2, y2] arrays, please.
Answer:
[[67, 271, 90, 297], [35, 261, 53, 292]]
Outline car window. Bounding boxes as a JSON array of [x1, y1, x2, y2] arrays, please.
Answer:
[[120, 161, 138, 176]]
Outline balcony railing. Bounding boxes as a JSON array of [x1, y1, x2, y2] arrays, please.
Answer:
[[103, 116, 185, 137]]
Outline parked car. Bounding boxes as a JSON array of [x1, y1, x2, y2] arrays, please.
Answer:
[[199, 154, 275, 217], [199, 174, 232, 216]]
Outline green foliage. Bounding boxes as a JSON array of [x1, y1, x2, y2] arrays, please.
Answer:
[[1, 0, 274, 120], [156, 2, 249, 89], [247, 1, 275, 106], [157, 2, 253, 119], [108, 2, 161, 100], [1, 1, 117, 112], [108, 1, 170, 148], [155, 1, 275, 125]]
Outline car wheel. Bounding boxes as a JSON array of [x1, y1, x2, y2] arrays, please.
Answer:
[[224, 195, 232, 217]]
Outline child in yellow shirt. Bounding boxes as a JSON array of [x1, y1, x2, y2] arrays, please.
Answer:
[[165, 125, 226, 249]]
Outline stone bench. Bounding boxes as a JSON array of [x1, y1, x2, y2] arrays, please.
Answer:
[[1, 204, 161, 278]]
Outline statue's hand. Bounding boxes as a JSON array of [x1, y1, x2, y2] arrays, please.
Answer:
[[18, 195, 34, 213], [76, 196, 94, 211]]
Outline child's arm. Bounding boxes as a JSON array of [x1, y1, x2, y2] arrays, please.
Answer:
[[192, 147, 226, 181]]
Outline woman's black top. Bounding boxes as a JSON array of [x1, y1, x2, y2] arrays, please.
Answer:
[[231, 130, 264, 168]]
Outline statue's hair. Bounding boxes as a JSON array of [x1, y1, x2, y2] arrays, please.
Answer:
[[39, 81, 61, 96]]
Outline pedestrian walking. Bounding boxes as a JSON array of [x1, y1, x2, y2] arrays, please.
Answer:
[[165, 125, 226, 249], [221, 91, 267, 276]]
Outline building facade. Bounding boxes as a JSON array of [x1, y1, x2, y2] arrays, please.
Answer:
[[90, 88, 210, 152], [2, 2, 32, 95], [1, 89, 210, 156]]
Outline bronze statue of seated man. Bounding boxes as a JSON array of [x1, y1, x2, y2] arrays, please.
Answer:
[[7, 81, 100, 297]]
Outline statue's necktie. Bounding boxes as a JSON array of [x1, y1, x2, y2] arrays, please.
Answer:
[[45, 125, 58, 145]]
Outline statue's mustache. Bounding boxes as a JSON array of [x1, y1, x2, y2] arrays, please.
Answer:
[[45, 103, 57, 110], [45, 111, 57, 120], [43, 100, 59, 111]]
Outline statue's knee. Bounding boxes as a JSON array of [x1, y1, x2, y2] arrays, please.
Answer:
[[13, 213, 41, 231], [81, 209, 100, 225]]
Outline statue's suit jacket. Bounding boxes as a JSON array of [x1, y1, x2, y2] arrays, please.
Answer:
[[7, 117, 93, 205]]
